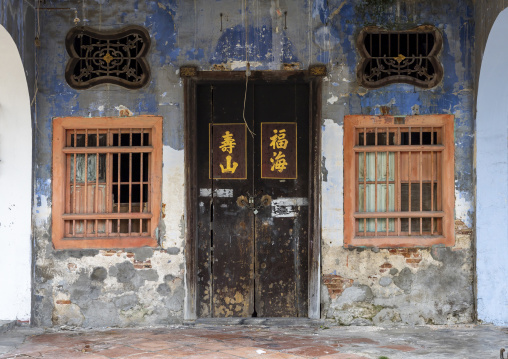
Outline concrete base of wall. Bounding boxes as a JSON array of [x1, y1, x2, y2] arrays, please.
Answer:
[[0, 321, 17, 334]]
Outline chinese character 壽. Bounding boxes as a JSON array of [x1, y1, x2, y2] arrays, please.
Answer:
[[219, 131, 236, 154]]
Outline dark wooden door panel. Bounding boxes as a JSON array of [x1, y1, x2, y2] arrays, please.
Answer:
[[254, 83, 309, 317], [197, 80, 309, 318]]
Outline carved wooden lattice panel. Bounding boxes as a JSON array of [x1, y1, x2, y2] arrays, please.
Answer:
[[357, 25, 443, 89], [65, 25, 150, 90]]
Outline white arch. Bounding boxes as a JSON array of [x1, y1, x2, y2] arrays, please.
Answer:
[[476, 8, 508, 325], [0, 25, 32, 321]]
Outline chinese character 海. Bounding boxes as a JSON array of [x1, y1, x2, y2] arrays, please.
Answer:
[[269, 129, 288, 150], [270, 151, 288, 172], [219, 131, 236, 154]]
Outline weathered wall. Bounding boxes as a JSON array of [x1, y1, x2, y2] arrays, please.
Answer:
[[34, 0, 475, 327]]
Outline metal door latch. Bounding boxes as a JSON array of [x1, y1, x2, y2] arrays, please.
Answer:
[[237, 194, 272, 214]]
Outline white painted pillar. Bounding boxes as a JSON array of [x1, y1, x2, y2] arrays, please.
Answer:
[[0, 25, 33, 321], [476, 8, 508, 325]]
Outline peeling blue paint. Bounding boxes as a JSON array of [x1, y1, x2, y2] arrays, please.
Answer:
[[212, 25, 272, 64], [145, 1, 178, 64]]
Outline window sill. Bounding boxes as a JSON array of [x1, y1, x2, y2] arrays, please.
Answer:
[[344, 235, 453, 248], [53, 236, 158, 250]]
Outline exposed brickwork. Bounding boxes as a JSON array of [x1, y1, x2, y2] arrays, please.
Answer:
[[133, 260, 152, 269], [323, 274, 354, 299], [379, 262, 392, 273], [455, 220, 473, 235], [56, 300, 71, 305], [388, 248, 422, 267]]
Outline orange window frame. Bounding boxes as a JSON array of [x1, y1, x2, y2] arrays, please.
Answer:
[[344, 115, 454, 248], [52, 116, 162, 249]]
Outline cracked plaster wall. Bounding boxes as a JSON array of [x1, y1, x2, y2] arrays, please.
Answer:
[[33, 0, 476, 326]]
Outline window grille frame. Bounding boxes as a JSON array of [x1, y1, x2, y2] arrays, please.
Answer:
[[52, 116, 162, 250], [344, 115, 454, 248], [356, 25, 444, 89], [65, 25, 151, 90]]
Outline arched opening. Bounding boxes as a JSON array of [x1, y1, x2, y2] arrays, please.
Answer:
[[476, 7, 508, 325], [0, 25, 33, 322]]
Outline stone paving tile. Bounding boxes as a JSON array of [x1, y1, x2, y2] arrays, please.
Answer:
[[378, 344, 417, 352], [220, 345, 280, 357], [129, 339, 183, 351], [1, 324, 508, 358], [283, 345, 341, 357]]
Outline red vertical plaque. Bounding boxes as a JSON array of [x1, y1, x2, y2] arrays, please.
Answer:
[[261, 122, 297, 179], [210, 123, 247, 179]]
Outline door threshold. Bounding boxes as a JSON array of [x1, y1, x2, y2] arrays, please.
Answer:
[[194, 317, 325, 326]]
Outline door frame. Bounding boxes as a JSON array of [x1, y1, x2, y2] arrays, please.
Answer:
[[183, 70, 322, 319]]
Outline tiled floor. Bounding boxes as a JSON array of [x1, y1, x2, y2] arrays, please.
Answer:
[[1, 324, 507, 359]]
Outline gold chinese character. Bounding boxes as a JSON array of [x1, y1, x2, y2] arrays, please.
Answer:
[[269, 129, 288, 150], [220, 155, 238, 174], [270, 151, 288, 173], [219, 131, 236, 154]]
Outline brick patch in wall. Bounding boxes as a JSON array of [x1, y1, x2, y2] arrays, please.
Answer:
[[379, 262, 392, 273], [455, 220, 473, 235], [133, 260, 152, 269], [323, 274, 354, 299], [56, 300, 72, 305], [389, 248, 422, 267]]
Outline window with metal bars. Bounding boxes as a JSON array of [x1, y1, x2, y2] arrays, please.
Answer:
[[52, 116, 162, 249], [344, 115, 454, 248], [65, 25, 150, 90], [357, 25, 443, 89]]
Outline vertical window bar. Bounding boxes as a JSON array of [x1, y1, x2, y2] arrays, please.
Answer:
[[147, 131, 152, 226], [84, 129, 89, 236], [363, 128, 367, 236], [140, 128, 144, 232], [117, 129, 121, 234], [374, 128, 378, 236], [128, 129, 133, 235], [386, 128, 389, 236], [408, 127, 411, 236], [106, 128, 111, 236], [72, 129, 77, 236], [396, 127, 401, 236], [95, 128, 99, 237], [418, 151, 423, 236], [431, 126, 434, 235]]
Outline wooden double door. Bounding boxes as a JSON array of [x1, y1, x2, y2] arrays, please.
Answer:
[[196, 77, 312, 318]]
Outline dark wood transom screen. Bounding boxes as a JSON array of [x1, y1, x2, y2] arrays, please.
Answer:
[[52, 116, 162, 249], [65, 26, 151, 90], [344, 115, 454, 248], [357, 25, 443, 89]]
